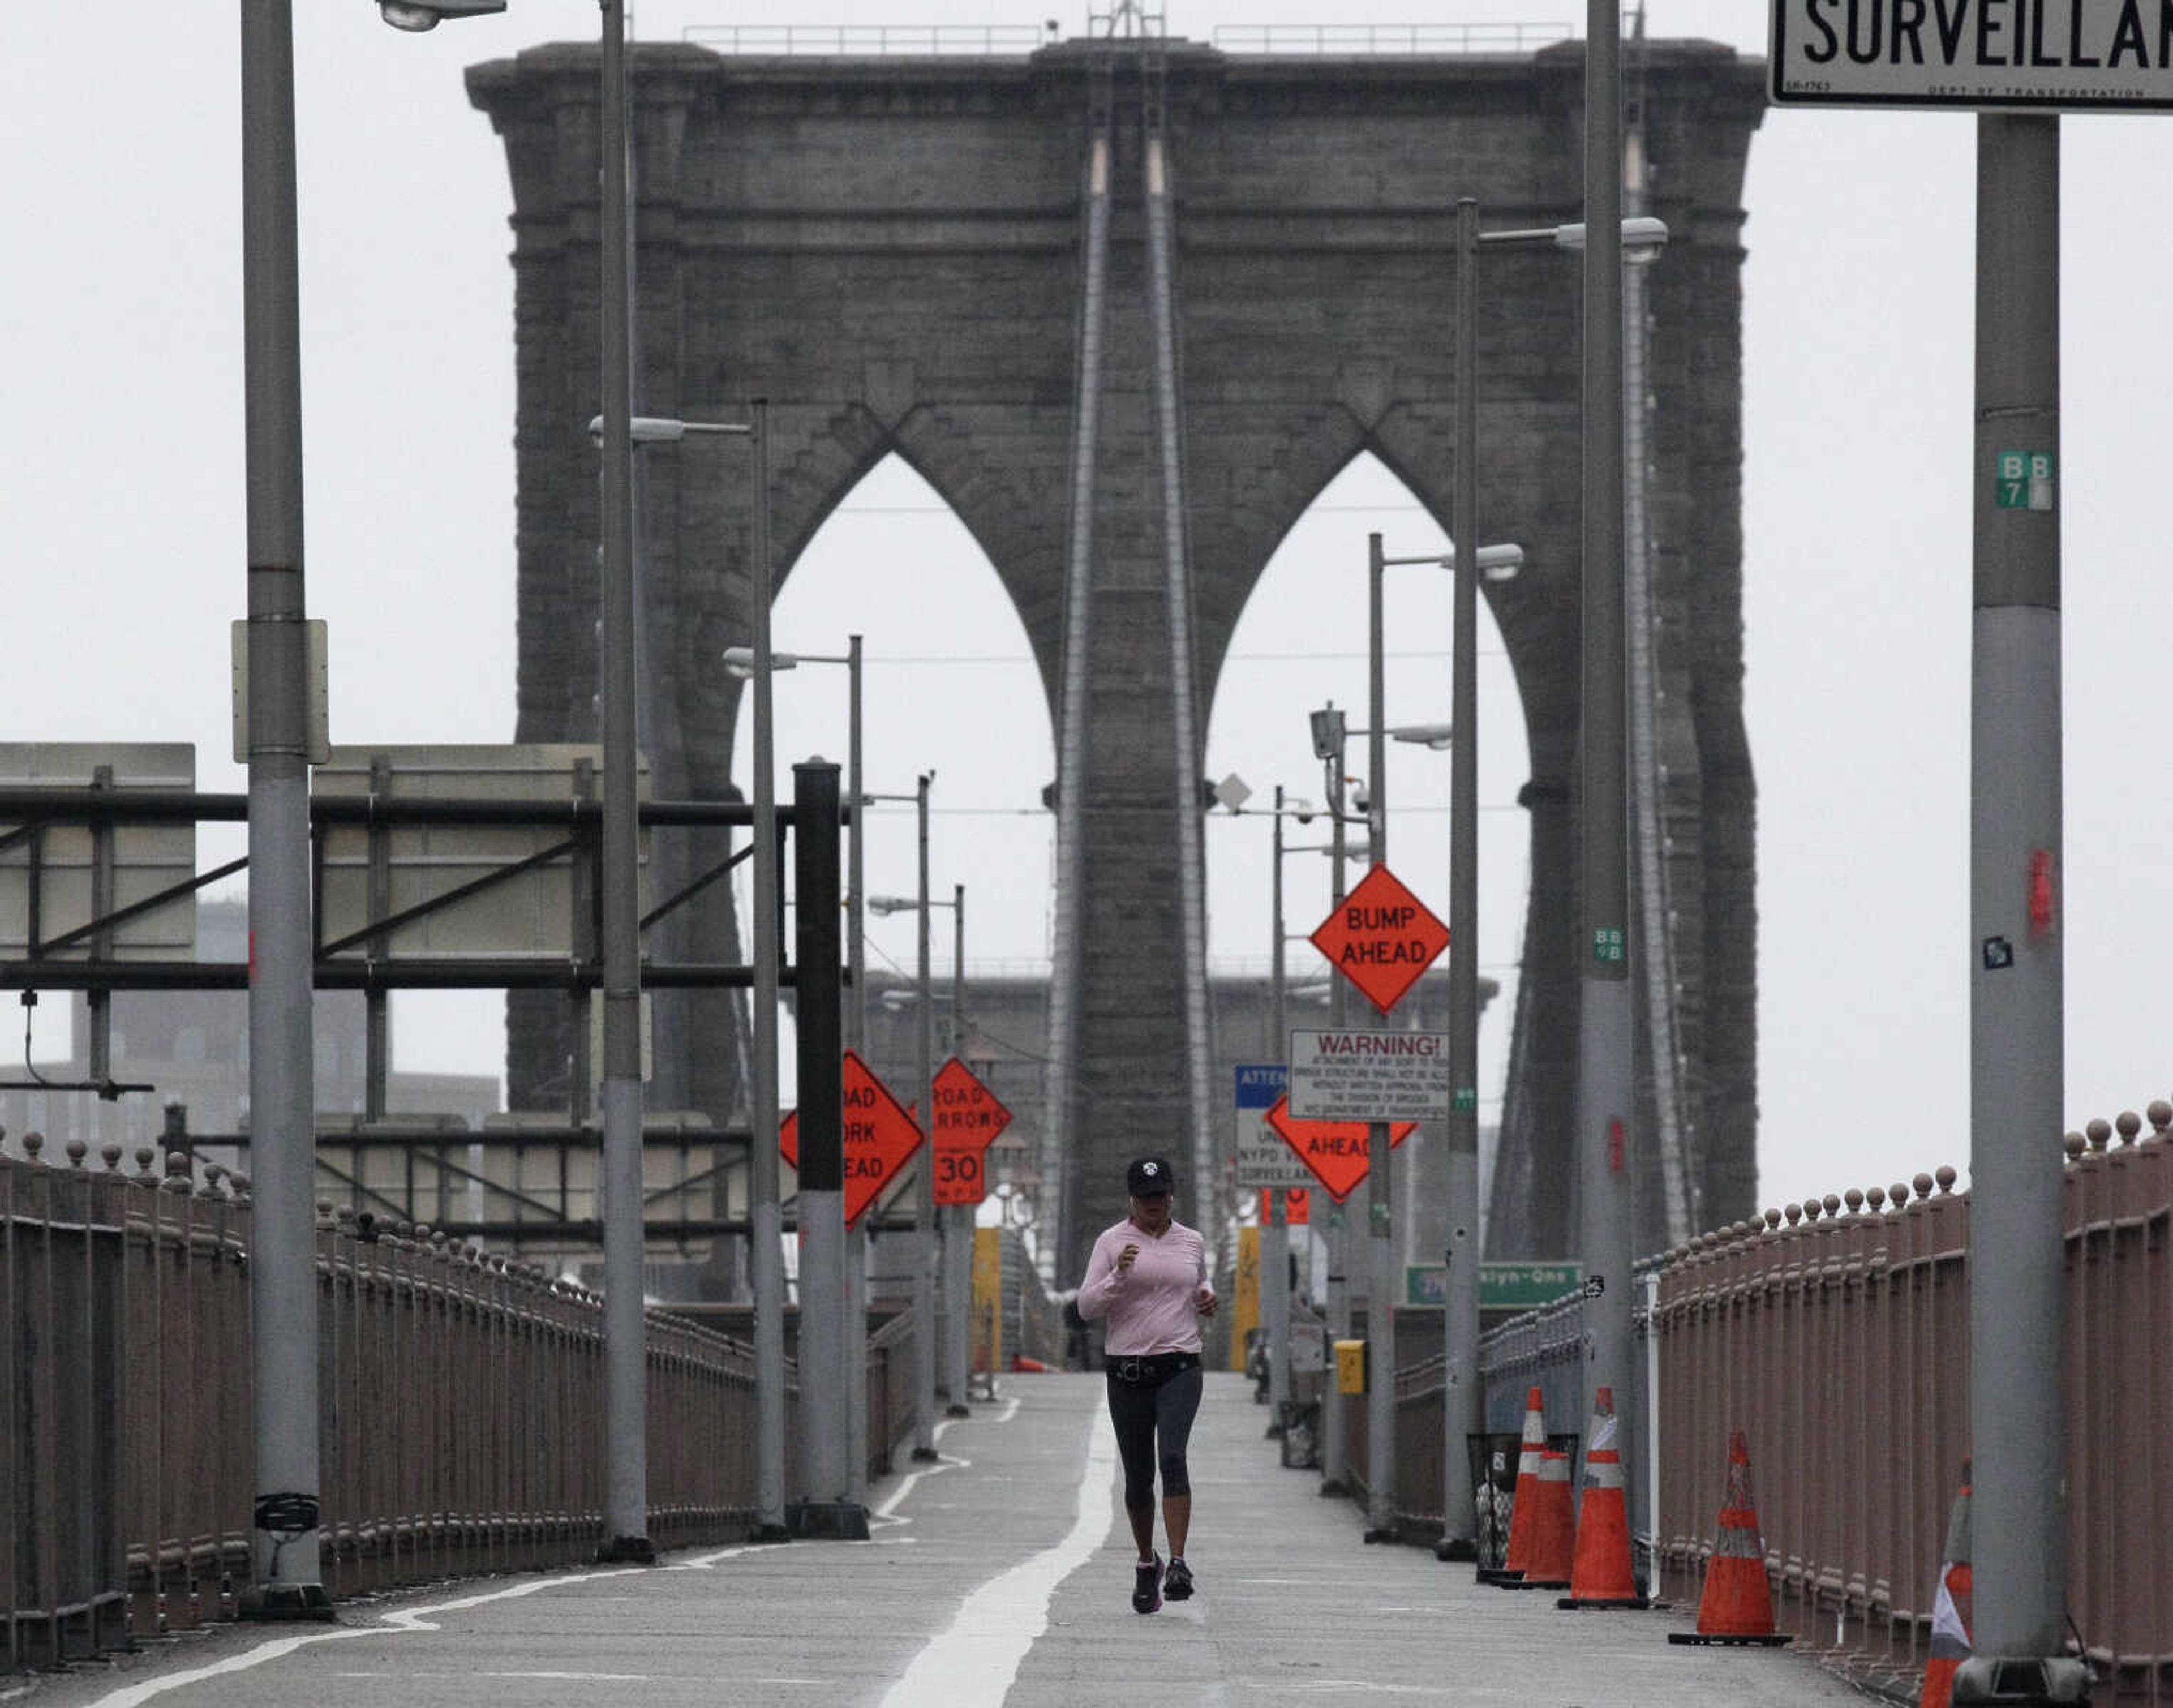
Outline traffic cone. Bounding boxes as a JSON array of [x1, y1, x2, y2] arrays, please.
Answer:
[[1560, 1385, 1650, 1608], [1481, 1387, 1548, 1585], [1918, 1462, 1973, 1708], [1668, 1430, 1787, 1646], [1504, 1449, 1575, 1590], [1011, 1354, 1050, 1373]]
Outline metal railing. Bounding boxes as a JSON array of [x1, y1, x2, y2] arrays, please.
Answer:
[[684, 24, 1054, 55], [1212, 22, 1574, 53], [1, 1136, 874, 1671], [1455, 1105, 2173, 1699]]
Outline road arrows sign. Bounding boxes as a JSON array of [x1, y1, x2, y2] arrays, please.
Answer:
[[929, 1057, 1011, 1207]]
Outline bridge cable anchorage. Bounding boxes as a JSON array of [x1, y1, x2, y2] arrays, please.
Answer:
[[1620, 85, 1695, 1249], [1140, 51, 1222, 1269], [1043, 92, 1114, 1271]]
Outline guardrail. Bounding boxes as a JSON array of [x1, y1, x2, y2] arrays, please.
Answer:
[[1455, 1105, 2173, 1700], [684, 24, 1053, 55], [1212, 22, 1574, 53], [0, 1137, 840, 1671]]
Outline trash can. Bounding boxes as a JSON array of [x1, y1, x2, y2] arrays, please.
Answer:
[[1278, 1399, 1320, 1469], [1465, 1431, 1580, 1574]]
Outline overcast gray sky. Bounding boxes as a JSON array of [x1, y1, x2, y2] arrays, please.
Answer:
[[2, 2, 2166, 1224]]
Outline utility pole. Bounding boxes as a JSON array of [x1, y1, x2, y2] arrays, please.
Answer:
[[1363, 549, 1395, 1542], [237, 0, 326, 1616], [1956, 112, 2084, 1708], [1575, 0, 1638, 1576]]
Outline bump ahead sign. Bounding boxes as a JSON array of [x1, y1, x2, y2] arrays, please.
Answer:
[[1770, 0, 2173, 110]]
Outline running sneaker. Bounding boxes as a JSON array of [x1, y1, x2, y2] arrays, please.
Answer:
[[1132, 1553, 1164, 1615], [1163, 1557, 1195, 1602]]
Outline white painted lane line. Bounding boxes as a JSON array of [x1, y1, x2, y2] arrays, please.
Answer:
[[79, 1396, 1033, 1706], [877, 1406, 1115, 1708], [78, 1567, 650, 1708]]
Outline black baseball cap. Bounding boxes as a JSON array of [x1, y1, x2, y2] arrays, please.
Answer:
[[1126, 1156, 1175, 1197]]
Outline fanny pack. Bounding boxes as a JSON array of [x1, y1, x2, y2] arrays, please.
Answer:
[[1109, 1351, 1199, 1386]]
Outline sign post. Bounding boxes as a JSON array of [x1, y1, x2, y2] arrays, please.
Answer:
[[1768, 18, 2095, 1697]]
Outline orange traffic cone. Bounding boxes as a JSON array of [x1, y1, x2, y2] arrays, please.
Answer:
[[1918, 1462, 1973, 1708], [1560, 1385, 1650, 1609], [1481, 1387, 1549, 1586], [1505, 1449, 1575, 1590], [1668, 1431, 1788, 1646], [1011, 1354, 1050, 1373]]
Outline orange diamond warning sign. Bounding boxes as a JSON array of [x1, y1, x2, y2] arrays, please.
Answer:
[[1264, 1093, 1415, 1204], [1309, 863, 1449, 1014], [780, 1048, 925, 1228], [930, 1057, 1012, 1207]]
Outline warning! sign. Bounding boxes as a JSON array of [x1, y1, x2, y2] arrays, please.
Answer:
[[1264, 1093, 1415, 1204], [780, 1049, 924, 1228], [930, 1057, 1011, 1207], [1309, 864, 1449, 1014]]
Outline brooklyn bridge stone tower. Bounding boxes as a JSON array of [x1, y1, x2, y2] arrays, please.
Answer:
[[467, 29, 1766, 1276]]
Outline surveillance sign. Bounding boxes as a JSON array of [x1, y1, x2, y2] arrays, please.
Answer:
[[1231, 1063, 1314, 1189], [1770, 0, 2173, 111]]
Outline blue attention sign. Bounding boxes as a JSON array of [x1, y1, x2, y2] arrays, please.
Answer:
[[1232, 1063, 1287, 1110]]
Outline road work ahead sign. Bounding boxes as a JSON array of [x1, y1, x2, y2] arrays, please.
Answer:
[[1287, 1028, 1450, 1122], [1771, 0, 2173, 111]]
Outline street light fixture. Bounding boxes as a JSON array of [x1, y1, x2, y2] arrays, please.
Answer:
[[376, 0, 504, 28], [1480, 214, 1669, 257]]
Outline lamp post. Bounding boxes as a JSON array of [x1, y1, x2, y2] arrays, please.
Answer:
[[1465, 187, 1666, 1582], [873, 873, 969, 1417], [229, 0, 517, 1616], [1304, 704, 1355, 1496], [865, 778, 941, 1459], [238, 0, 329, 1614], [874, 886, 969, 1415], [1258, 784, 1332, 1444], [588, 409, 767, 1541], [1367, 534, 1519, 1557], [726, 636, 869, 1498]]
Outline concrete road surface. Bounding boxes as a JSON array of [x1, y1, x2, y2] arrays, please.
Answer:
[[17, 1371, 1869, 1708]]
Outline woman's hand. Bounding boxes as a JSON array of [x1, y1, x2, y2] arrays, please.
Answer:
[[1194, 1287, 1217, 1318], [1116, 1242, 1140, 1275]]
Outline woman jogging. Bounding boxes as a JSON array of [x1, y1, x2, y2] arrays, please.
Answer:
[[1076, 1155, 1217, 1614]]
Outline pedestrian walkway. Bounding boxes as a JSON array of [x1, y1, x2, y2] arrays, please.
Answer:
[[28, 1373, 1867, 1707]]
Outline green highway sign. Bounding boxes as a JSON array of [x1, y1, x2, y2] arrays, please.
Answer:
[[1403, 1261, 1583, 1311], [1480, 1261, 1581, 1311]]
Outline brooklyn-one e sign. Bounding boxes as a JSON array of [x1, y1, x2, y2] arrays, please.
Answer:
[[1770, 0, 2173, 111]]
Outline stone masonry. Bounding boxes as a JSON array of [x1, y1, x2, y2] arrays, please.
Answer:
[[466, 36, 1766, 1277]]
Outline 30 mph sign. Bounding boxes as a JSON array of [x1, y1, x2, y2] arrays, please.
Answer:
[[1771, 0, 2173, 110]]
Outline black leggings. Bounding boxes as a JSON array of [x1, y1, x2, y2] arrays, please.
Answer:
[[1105, 1359, 1203, 1511]]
